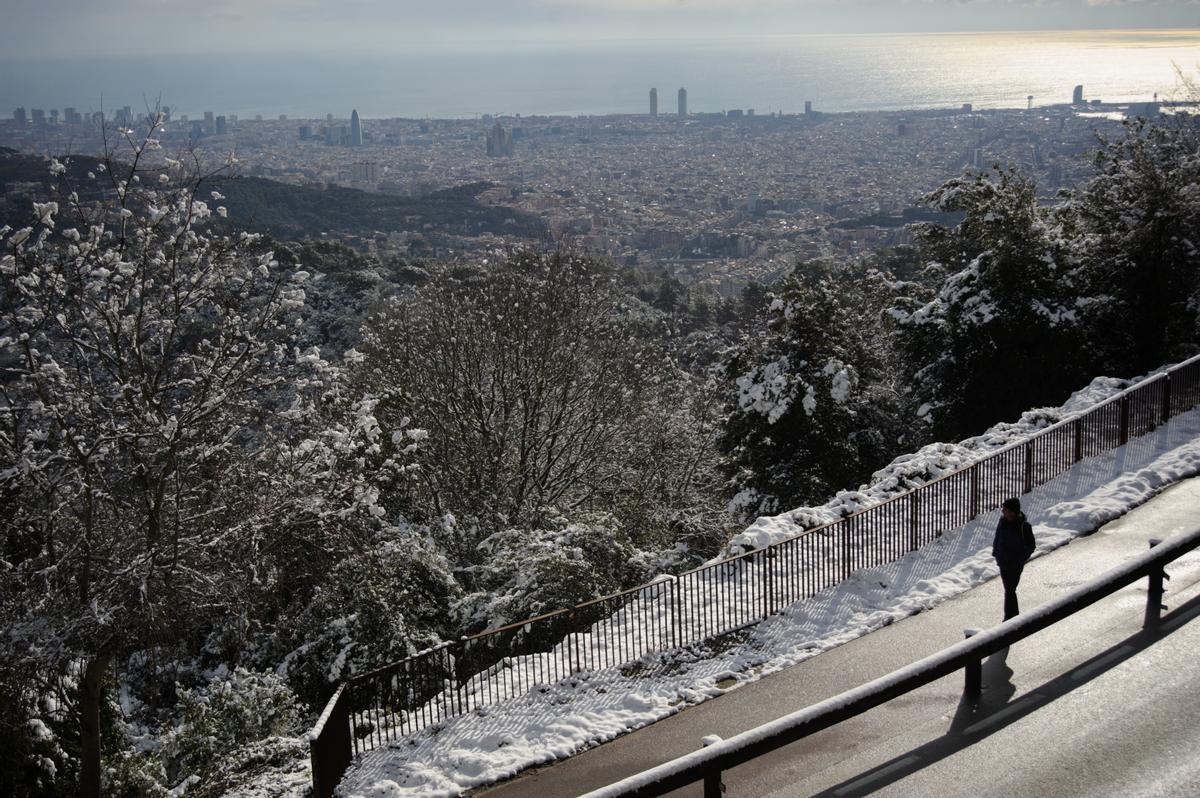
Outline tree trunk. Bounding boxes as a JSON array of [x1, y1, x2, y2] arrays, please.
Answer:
[[79, 652, 111, 798]]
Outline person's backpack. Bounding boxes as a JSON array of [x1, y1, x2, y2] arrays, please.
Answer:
[[1021, 520, 1036, 560]]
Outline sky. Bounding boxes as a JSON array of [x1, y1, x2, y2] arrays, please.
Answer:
[[3, 0, 1199, 59]]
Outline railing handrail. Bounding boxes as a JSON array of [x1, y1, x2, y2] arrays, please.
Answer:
[[579, 526, 1200, 798], [307, 682, 348, 741]]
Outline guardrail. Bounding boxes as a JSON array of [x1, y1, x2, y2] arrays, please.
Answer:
[[579, 527, 1200, 797], [309, 354, 1200, 796]]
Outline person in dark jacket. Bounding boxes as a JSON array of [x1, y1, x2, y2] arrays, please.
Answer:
[[992, 497, 1036, 621]]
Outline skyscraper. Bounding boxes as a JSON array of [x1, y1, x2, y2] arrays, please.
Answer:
[[351, 162, 379, 182], [350, 109, 363, 146], [486, 122, 513, 157], [1072, 85, 1084, 104], [678, 87, 687, 118], [650, 88, 658, 117]]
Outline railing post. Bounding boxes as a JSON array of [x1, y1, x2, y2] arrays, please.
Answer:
[[1073, 418, 1083, 463], [567, 611, 577, 674], [761, 548, 774, 619], [310, 683, 353, 798], [969, 465, 980, 519], [1119, 395, 1130, 445], [842, 523, 853, 580], [1023, 442, 1034, 494], [909, 493, 920, 551], [963, 628, 981, 698], [670, 577, 680, 650], [1161, 373, 1172, 423], [701, 736, 724, 797], [1145, 538, 1169, 628], [451, 639, 464, 716]]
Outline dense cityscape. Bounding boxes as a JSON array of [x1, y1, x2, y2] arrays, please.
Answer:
[[0, 88, 1146, 291]]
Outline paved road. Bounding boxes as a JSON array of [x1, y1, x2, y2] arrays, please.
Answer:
[[476, 478, 1200, 798]]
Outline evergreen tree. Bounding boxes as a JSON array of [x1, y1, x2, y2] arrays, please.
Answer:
[[1069, 118, 1200, 373], [720, 261, 911, 520], [893, 168, 1086, 440]]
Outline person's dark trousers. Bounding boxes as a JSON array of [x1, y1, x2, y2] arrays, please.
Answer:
[[999, 563, 1023, 621]]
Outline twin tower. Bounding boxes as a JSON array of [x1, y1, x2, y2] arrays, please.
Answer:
[[649, 88, 686, 118]]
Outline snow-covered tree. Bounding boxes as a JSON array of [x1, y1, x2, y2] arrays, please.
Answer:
[[720, 261, 912, 520], [892, 168, 1087, 440], [1068, 118, 1200, 373], [455, 511, 639, 632], [358, 251, 719, 546], [0, 123, 415, 795]]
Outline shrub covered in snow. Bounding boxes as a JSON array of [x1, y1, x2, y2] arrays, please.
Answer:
[[456, 513, 641, 631], [164, 668, 301, 787], [271, 526, 460, 705]]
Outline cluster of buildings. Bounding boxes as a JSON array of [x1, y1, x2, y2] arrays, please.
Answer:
[[2, 95, 1153, 292]]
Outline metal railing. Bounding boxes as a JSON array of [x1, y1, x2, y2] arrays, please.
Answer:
[[309, 354, 1200, 796], [579, 528, 1200, 797]]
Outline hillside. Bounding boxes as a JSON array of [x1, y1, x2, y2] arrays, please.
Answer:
[[205, 177, 546, 240], [0, 151, 545, 241]]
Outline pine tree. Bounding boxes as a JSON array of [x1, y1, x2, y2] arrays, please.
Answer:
[[1069, 118, 1200, 373], [720, 262, 910, 520], [893, 168, 1086, 440]]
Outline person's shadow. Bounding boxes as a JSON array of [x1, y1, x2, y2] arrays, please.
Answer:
[[948, 646, 1015, 734]]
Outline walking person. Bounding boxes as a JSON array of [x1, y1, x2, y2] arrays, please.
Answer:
[[993, 497, 1036, 621]]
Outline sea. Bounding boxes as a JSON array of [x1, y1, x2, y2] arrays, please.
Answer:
[[2, 29, 1198, 120]]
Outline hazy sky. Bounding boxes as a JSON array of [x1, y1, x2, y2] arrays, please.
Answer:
[[2, 0, 1198, 59]]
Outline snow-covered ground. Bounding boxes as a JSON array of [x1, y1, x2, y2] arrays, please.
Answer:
[[324, 394, 1200, 797]]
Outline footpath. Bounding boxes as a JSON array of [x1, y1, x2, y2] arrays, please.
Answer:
[[476, 477, 1200, 798]]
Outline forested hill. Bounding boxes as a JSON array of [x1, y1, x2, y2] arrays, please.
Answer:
[[0, 151, 545, 241], [205, 176, 546, 240]]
